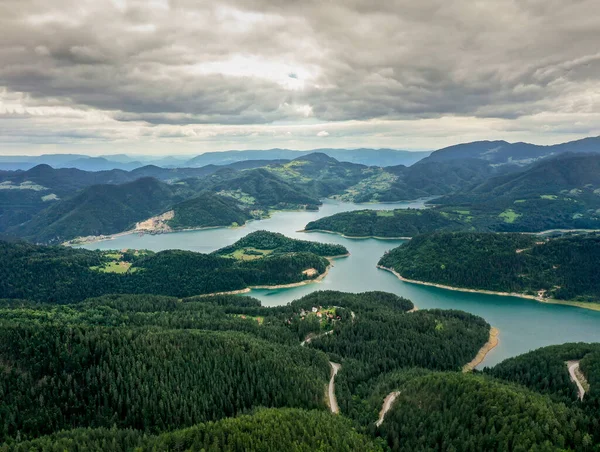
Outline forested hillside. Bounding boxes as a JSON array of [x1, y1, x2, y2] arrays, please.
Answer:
[[214, 230, 348, 258], [11, 177, 187, 244], [0, 235, 332, 303], [2, 408, 384, 452], [379, 232, 600, 303], [433, 154, 600, 231], [200, 167, 321, 210], [3, 283, 600, 450], [0, 150, 519, 244], [0, 294, 331, 442], [0, 290, 491, 449], [486, 343, 600, 405], [378, 372, 593, 451], [291, 291, 490, 425], [6, 151, 600, 245], [168, 191, 252, 229], [304, 208, 467, 237], [265, 153, 500, 203], [307, 154, 600, 238], [0, 164, 322, 244]]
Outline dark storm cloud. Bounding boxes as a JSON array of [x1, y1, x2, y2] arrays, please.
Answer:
[[0, 0, 599, 126]]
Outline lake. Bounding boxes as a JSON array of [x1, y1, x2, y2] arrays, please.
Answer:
[[81, 199, 600, 368]]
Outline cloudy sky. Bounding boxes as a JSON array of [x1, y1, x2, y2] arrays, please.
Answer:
[[1, 0, 599, 155]]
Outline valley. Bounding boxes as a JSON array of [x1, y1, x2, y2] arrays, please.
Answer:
[[3, 143, 600, 450], [79, 199, 600, 369], [5, 1, 600, 447]]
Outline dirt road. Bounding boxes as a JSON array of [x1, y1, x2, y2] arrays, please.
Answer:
[[329, 362, 341, 414], [567, 360, 586, 400], [376, 391, 400, 427]]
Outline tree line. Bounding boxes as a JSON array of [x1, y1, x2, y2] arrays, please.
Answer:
[[379, 232, 600, 302], [0, 239, 331, 303]]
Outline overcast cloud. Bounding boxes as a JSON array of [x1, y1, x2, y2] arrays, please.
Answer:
[[1, 0, 599, 154]]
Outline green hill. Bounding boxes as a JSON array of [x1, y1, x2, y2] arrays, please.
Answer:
[[378, 232, 600, 303], [378, 372, 592, 451], [304, 208, 467, 238], [12, 177, 185, 244], [306, 154, 600, 238], [202, 167, 321, 210], [168, 191, 252, 229], [213, 230, 348, 259], [265, 153, 497, 203], [7, 178, 258, 244], [266, 153, 371, 199], [0, 319, 330, 442], [486, 343, 600, 404], [0, 236, 331, 303], [3, 408, 383, 451], [433, 154, 600, 231], [3, 280, 600, 450], [378, 158, 498, 202]]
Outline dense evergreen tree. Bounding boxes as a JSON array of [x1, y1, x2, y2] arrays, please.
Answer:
[[167, 191, 252, 229], [486, 342, 600, 443], [0, 323, 330, 442], [0, 238, 331, 303], [304, 208, 467, 237], [214, 230, 348, 257], [486, 343, 600, 403], [2, 408, 384, 452], [378, 372, 594, 451], [379, 232, 600, 302], [292, 291, 490, 425]]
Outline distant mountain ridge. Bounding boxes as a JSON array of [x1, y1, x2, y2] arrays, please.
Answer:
[[4, 135, 599, 172], [0, 151, 518, 243], [436, 153, 600, 205], [0, 148, 429, 171], [422, 136, 600, 166], [4, 147, 600, 244], [186, 148, 431, 167], [306, 154, 600, 236]]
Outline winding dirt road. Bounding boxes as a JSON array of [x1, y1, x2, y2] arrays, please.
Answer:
[[376, 391, 400, 427], [567, 360, 587, 400], [328, 361, 341, 414], [300, 312, 355, 414], [300, 330, 333, 347]]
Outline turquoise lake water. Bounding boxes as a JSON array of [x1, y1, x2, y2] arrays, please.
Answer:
[[81, 199, 600, 368]]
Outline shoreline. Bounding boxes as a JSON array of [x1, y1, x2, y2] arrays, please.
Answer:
[[376, 265, 600, 312], [463, 327, 500, 372], [299, 227, 600, 243], [67, 203, 331, 246], [197, 288, 252, 297], [249, 257, 340, 289], [64, 224, 247, 247], [202, 257, 342, 294], [299, 229, 411, 240], [328, 196, 435, 206]]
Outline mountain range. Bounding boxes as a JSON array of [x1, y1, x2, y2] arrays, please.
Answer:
[[2, 135, 599, 172], [307, 153, 600, 237], [0, 148, 430, 171], [2, 134, 600, 244], [422, 136, 600, 166]]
